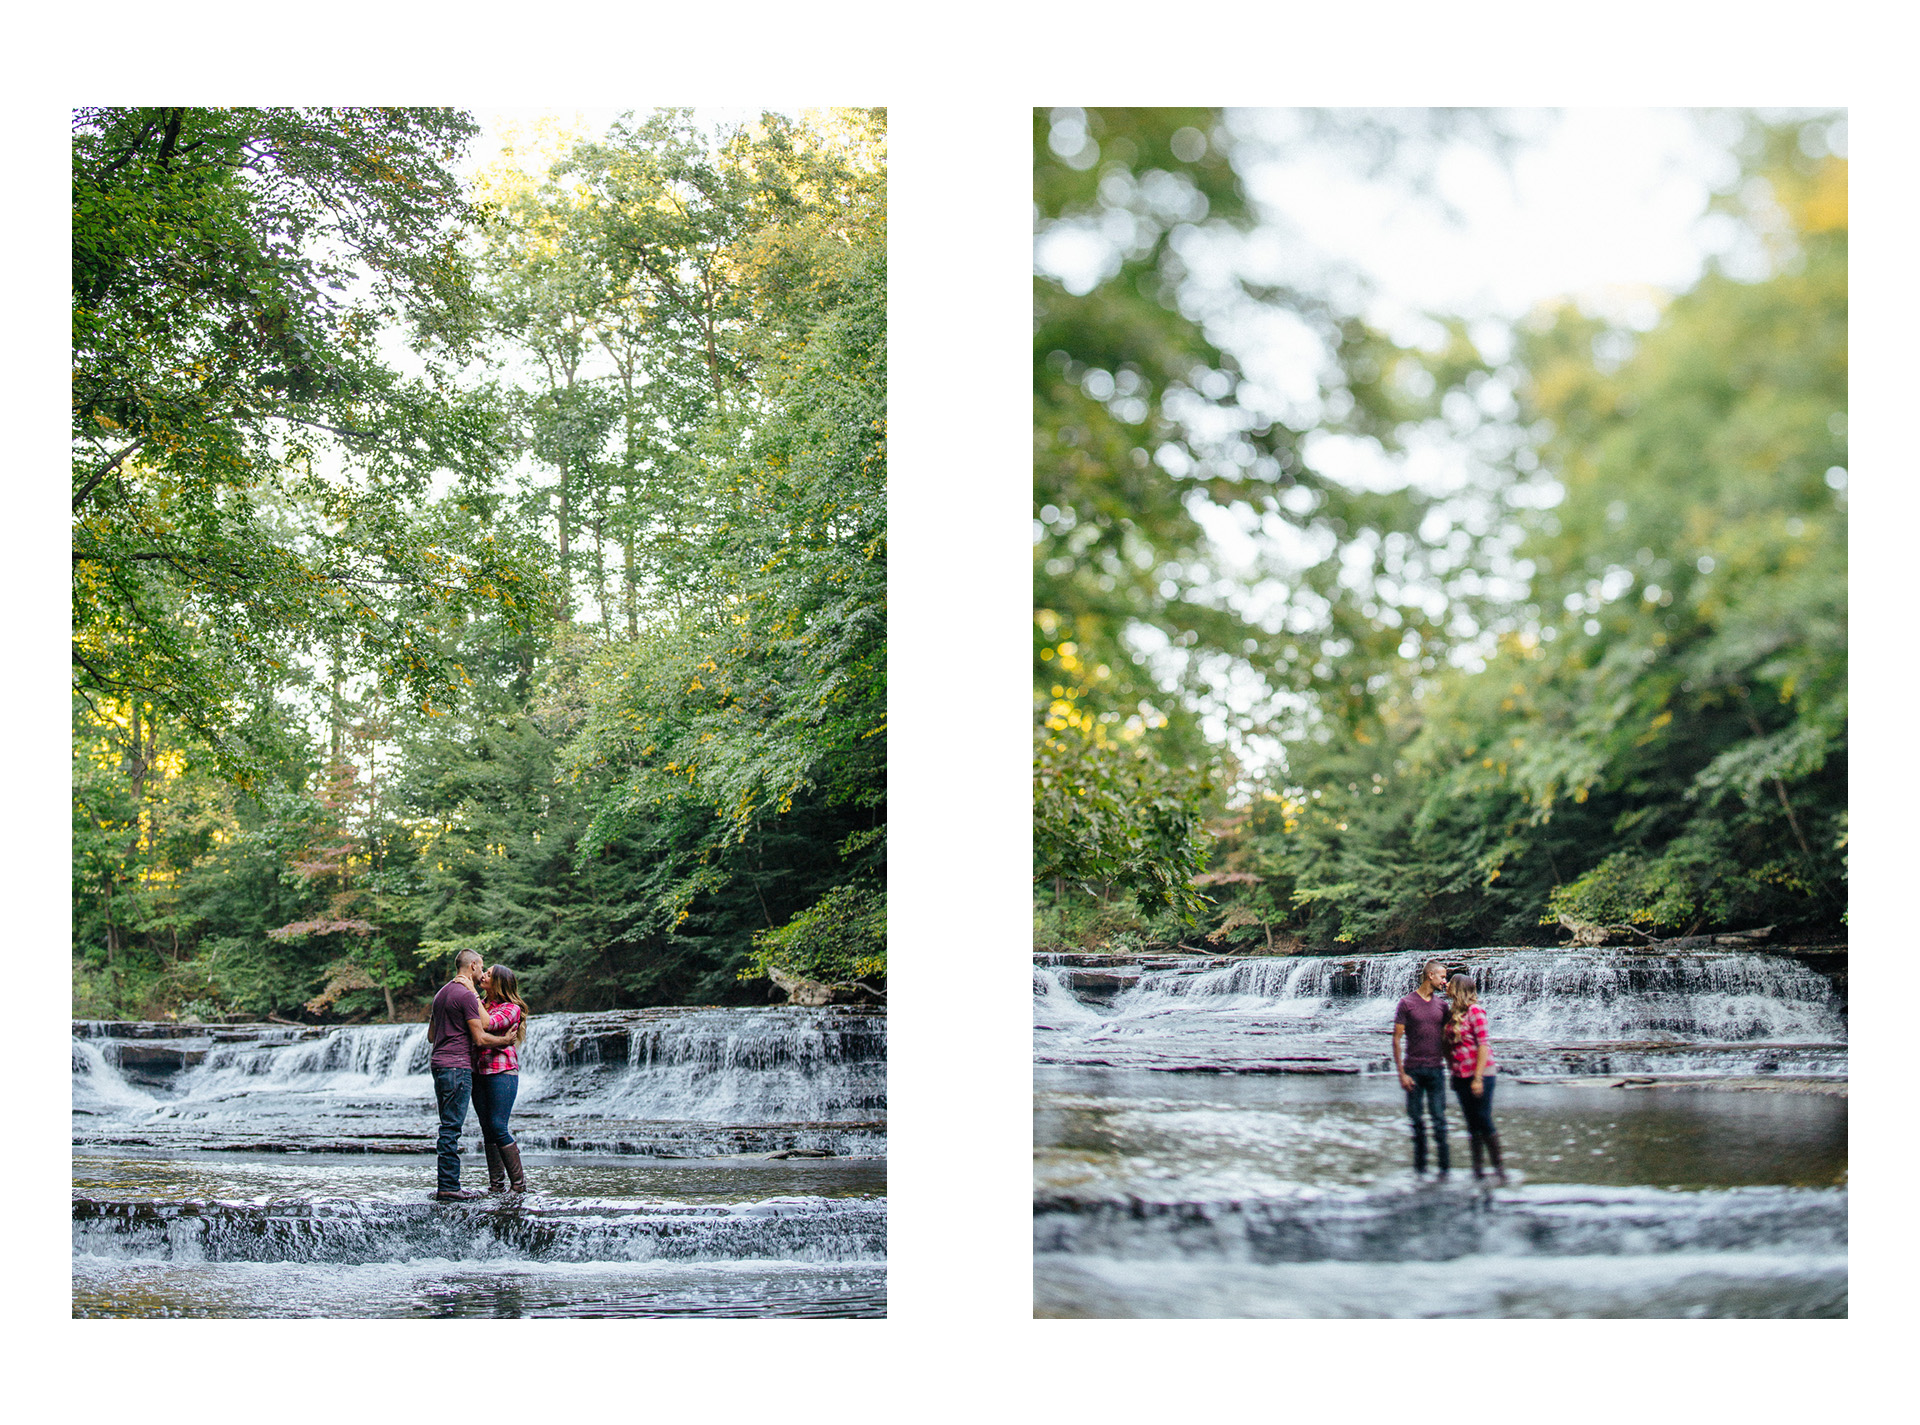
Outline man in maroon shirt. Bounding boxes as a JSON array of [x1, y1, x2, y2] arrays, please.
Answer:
[[1392, 958, 1452, 1176], [426, 949, 518, 1201]]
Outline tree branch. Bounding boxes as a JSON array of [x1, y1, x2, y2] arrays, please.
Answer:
[[73, 438, 147, 510]]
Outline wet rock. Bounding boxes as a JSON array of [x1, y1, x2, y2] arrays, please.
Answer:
[[107, 1042, 209, 1086], [1059, 968, 1141, 1005], [766, 968, 884, 1006]]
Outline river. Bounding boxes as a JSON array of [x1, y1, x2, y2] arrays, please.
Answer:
[[1033, 946, 1844, 1317], [73, 1006, 886, 1318]]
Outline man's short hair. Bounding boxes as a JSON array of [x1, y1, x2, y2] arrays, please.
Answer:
[[455, 948, 483, 969]]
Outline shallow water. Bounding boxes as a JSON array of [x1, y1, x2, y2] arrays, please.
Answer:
[[75, 1010, 887, 1317], [1033, 949, 1845, 1318], [74, 1257, 887, 1319], [1035, 1068, 1846, 1197], [75, 1146, 887, 1204]]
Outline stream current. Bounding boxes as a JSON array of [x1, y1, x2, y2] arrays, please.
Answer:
[[1034, 947, 1845, 1318], [74, 1006, 886, 1318]]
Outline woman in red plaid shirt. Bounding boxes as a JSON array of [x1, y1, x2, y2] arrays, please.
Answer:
[[1443, 973, 1506, 1184], [472, 964, 530, 1194]]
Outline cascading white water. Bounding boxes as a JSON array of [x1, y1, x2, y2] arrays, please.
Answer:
[[72, 1039, 158, 1113], [75, 1011, 889, 1318], [1034, 947, 1845, 1075], [520, 1009, 887, 1123], [188, 1023, 432, 1094], [75, 1008, 888, 1134]]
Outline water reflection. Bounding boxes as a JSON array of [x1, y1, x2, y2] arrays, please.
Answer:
[[1035, 1069, 1845, 1196], [74, 1147, 888, 1205]]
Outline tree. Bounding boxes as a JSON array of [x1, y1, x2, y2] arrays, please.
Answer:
[[73, 107, 552, 782], [557, 112, 889, 981], [72, 108, 892, 1019]]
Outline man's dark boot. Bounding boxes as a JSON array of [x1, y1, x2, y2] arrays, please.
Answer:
[[1470, 1134, 1486, 1179], [432, 1188, 484, 1201], [485, 1142, 507, 1193], [499, 1142, 527, 1195], [1410, 1121, 1428, 1174]]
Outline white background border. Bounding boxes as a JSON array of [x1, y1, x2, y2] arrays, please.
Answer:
[[10, 2, 1906, 1415]]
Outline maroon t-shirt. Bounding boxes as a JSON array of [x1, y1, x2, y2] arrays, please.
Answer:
[[427, 979, 484, 1069], [1394, 991, 1448, 1070]]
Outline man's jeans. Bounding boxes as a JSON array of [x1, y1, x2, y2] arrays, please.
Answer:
[[1404, 1066, 1450, 1172], [432, 1064, 473, 1191]]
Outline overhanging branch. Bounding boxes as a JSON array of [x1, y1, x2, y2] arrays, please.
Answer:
[[73, 438, 147, 511]]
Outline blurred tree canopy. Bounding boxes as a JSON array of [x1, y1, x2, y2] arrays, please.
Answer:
[[1032, 106, 1511, 913], [1034, 108, 1846, 951]]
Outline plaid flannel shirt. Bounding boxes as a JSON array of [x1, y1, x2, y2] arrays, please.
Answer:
[[475, 1002, 523, 1075]]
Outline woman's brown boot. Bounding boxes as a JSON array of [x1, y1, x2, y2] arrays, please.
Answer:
[[499, 1142, 527, 1194], [484, 1142, 507, 1193], [1469, 1134, 1486, 1179], [1486, 1131, 1508, 1185]]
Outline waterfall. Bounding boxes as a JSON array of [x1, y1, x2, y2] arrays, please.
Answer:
[[74, 1007, 889, 1140], [73, 1194, 887, 1266], [521, 1008, 887, 1122], [74, 1010, 889, 1318], [1034, 947, 1845, 1076], [72, 1039, 157, 1114], [1035, 1184, 1848, 1263]]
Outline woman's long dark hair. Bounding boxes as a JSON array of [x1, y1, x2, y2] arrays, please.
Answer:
[[485, 964, 529, 1047]]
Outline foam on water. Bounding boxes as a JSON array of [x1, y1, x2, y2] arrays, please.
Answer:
[[74, 1193, 887, 1266], [72, 1040, 159, 1114], [72, 1254, 888, 1318], [1034, 1250, 1846, 1318]]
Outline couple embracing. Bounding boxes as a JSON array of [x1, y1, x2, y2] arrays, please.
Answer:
[[1391, 958, 1506, 1183], [425, 948, 532, 1202]]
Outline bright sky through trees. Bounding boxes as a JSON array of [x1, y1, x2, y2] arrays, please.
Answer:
[[1036, 109, 1810, 772]]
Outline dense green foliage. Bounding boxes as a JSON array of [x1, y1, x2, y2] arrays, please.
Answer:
[[73, 108, 548, 782], [1035, 109, 1846, 953], [741, 883, 886, 989], [74, 108, 887, 1022]]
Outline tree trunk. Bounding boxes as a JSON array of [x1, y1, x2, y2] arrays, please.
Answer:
[[624, 529, 640, 638], [555, 452, 572, 624]]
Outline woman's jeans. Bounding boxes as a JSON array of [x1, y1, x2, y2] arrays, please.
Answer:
[[1451, 1073, 1497, 1142], [1404, 1066, 1450, 1171], [431, 1064, 472, 1191], [472, 1070, 518, 1149]]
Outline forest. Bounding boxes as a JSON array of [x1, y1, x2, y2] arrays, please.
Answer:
[[73, 106, 887, 1022], [1033, 108, 1846, 954]]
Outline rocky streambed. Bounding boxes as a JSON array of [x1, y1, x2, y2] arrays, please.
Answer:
[[74, 1006, 888, 1317]]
